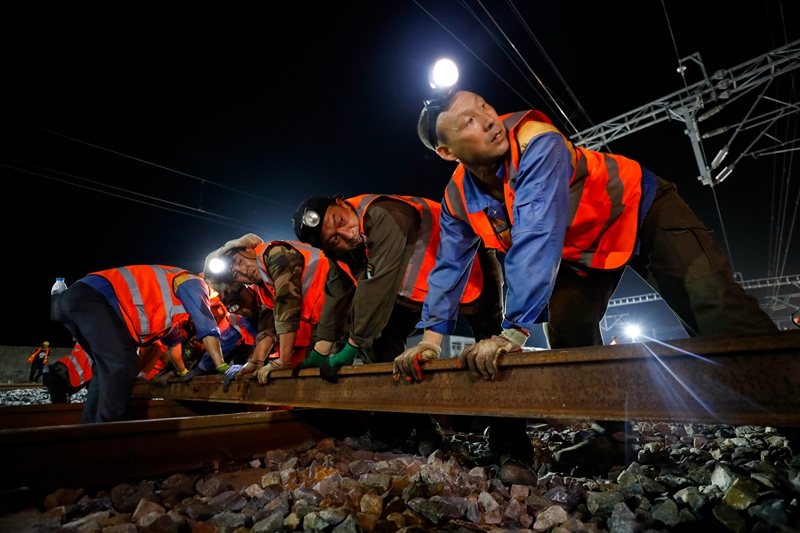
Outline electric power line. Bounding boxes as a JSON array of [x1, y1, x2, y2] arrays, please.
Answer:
[[0, 115, 297, 211], [0, 160, 289, 239]]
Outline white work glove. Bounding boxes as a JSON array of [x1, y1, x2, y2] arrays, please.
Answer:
[[457, 328, 527, 381], [255, 359, 291, 385], [392, 341, 441, 383]]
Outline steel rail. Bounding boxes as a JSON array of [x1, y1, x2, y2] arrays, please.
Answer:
[[0, 409, 367, 494], [132, 331, 800, 428], [0, 399, 267, 430]]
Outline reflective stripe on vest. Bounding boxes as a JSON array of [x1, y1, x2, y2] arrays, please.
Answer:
[[346, 194, 482, 305], [61, 345, 93, 387], [445, 110, 642, 270], [228, 314, 255, 345], [91, 265, 190, 343]]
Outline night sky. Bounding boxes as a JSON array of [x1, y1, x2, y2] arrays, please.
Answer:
[[4, 1, 799, 347]]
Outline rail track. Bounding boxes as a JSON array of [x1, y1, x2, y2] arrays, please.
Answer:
[[2, 330, 799, 495], [131, 330, 800, 427]]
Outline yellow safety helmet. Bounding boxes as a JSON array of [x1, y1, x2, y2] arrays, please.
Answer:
[[42, 341, 50, 346]]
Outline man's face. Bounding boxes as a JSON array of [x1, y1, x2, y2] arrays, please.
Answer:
[[320, 199, 363, 252], [435, 91, 509, 166], [229, 250, 260, 284]]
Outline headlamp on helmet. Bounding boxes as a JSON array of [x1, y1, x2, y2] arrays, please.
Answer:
[[423, 58, 460, 148], [292, 195, 343, 248]]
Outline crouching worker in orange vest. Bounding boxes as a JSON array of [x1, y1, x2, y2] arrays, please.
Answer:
[[202, 234, 329, 388], [50, 265, 226, 423], [43, 339, 93, 403], [291, 193, 503, 454], [292, 194, 503, 381], [406, 89, 778, 476]]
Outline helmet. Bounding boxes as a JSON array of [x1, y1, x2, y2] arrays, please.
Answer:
[[42, 341, 50, 346], [291, 195, 342, 248]]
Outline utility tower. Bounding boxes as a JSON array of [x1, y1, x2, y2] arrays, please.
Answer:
[[571, 39, 800, 186]]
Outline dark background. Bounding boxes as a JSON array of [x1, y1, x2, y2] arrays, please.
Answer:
[[3, 1, 798, 347]]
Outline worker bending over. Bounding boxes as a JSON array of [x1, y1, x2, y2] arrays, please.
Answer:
[[50, 265, 225, 423]]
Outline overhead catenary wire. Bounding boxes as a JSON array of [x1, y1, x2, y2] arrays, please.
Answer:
[[0, 159, 285, 238], [410, 0, 537, 110], [0, 115, 297, 211], [503, 0, 594, 129], [473, 0, 585, 143], [455, 0, 565, 127]]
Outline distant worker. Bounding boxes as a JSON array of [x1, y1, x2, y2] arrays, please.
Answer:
[[43, 339, 93, 403], [292, 194, 502, 380], [50, 265, 226, 423], [202, 234, 329, 385], [401, 88, 778, 473], [27, 341, 50, 382]]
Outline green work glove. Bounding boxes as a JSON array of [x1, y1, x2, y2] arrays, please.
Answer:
[[291, 349, 328, 376], [216, 363, 230, 374], [320, 342, 359, 384]]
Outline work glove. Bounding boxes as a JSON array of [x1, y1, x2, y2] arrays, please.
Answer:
[[291, 349, 328, 376], [216, 363, 230, 373], [181, 366, 206, 382], [152, 369, 177, 387], [319, 342, 359, 384], [222, 364, 244, 392], [255, 359, 291, 385], [457, 328, 527, 381], [392, 341, 441, 383]]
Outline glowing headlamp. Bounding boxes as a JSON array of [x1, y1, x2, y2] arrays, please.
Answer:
[[208, 257, 229, 274], [423, 58, 459, 148]]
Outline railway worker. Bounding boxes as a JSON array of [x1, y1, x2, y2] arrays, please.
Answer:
[[291, 193, 502, 381], [27, 341, 50, 382], [182, 300, 260, 380], [50, 265, 226, 423], [398, 89, 778, 473], [42, 339, 92, 403], [202, 234, 329, 386]]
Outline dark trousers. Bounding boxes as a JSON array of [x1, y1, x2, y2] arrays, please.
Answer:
[[28, 363, 44, 382], [43, 363, 71, 403], [545, 177, 777, 345], [50, 282, 140, 424], [495, 178, 779, 462]]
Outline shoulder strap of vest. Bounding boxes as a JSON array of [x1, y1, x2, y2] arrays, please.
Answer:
[[444, 166, 470, 221]]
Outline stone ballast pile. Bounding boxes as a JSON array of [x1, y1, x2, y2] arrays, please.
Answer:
[[30, 422, 800, 533]]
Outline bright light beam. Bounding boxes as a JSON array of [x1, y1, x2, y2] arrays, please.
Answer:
[[208, 257, 227, 274], [430, 59, 459, 89], [624, 324, 641, 339], [636, 334, 721, 365], [639, 342, 717, 417]]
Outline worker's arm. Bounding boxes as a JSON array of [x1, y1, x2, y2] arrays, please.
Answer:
[[266, 245, 306, 364], [502, 131, 571, 331], [164, 343, 187, 374], [347, 200, 418, 351], [315, 258, 356, 348], [174, 277, 224, 370]]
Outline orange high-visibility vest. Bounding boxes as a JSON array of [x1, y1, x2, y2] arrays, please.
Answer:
[[91, 265, 198, 345], [28, 348, 50, 364], [346, 194, 483, 305], [59, 343, 93, 388], [227, 313, 256, 345], [444, 111, 643, 270], [254, 240, 330, 347]]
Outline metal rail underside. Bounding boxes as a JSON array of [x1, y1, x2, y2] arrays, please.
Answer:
[[0, 409, 373, 494], [0, 399, 266, 430], [132, 331, 800, 428]]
